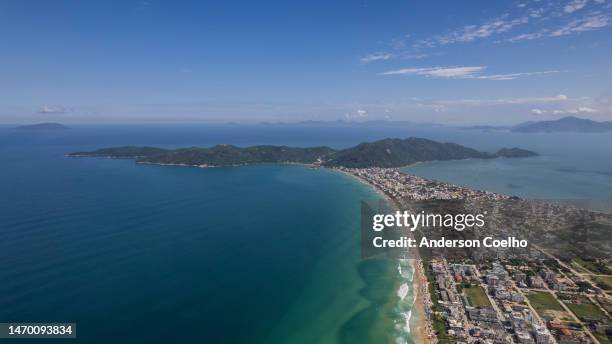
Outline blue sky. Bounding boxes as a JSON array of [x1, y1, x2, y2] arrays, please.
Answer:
[[1, 0, 611, 124]]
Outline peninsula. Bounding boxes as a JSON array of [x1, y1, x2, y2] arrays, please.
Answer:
[[67, 137, 538, 168]]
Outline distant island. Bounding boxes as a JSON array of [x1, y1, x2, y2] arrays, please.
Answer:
[[68, 137, 538, 168], [16, 122, 68, 130], [460, 116, 612, 133], [258, 116, 612, 134], [511, 116, 612, 133]]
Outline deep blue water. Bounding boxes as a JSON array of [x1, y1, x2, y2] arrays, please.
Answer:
[[0, 125, 393, 343]]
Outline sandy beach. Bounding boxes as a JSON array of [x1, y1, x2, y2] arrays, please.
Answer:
[[411, 259, 436, 344], [334, 168, 435, 344]]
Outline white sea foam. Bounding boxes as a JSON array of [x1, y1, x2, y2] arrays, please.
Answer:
[[397, 283, 409, 301], [393, 258, 417, 343], [404, 310, 412, 333]]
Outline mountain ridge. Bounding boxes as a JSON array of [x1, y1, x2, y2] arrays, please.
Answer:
[[69, 137, 538, 168], [511, 116, 612, 133]]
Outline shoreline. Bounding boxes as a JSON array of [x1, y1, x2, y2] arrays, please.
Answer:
[[70, 155, 437, 343], [333, 167, 434, 344], [134, 160, 438, 343], [412, 257, 435, 344]]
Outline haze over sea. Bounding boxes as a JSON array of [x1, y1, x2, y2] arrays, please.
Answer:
[[1, 122, 611, 343]]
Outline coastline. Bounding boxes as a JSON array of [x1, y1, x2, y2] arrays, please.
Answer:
[[333, 167, 434, 344], [412, 258, 435, 344], [69, 155, 439, 343]]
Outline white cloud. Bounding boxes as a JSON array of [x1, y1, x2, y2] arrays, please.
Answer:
[[433, 105, 446, 112], [400, 53, 429, 59], [470, 70, 560, 80], [360, 52, 393, 63], [551, 12, 612, 36], [38, 105, 67, 114], [578, 106, 597, 112], [423, 15, 530, 47], [344, 108, 369, 121], [507, 11, 611, 42], [527, 105, 595, 116], [380, 66, 486, 78], [438, 94, 569, 105], [564, 0, 588, 13], [507, 31, 547, 42], [528, 7, 546, 18], [380, 66, 560, 80], [328, 94, 609, 124]]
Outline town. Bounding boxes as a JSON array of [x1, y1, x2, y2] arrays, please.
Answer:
[[337, 167, 612, 344]]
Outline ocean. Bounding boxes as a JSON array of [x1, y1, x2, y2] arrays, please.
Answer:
[[1, 123, 610, 343], [0, 124, 415, 344]]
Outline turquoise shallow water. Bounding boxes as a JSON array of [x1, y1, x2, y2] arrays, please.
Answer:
[[0, 126, 413, 343]]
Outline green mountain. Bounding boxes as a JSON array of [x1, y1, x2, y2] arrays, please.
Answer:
[[322, 138, 496, 168], [69, 146, 168, 158], [512, 116, 612, 133], [69, 145, 335, 166], [68, 137, 537, 168], [140, 145, 336, 166]]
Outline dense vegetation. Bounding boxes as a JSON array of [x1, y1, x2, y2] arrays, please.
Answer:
[[322, 138, 496, 168], [68, 137, 538, 168], [142, 145, 335, 166], [70, 146, 168, 158]]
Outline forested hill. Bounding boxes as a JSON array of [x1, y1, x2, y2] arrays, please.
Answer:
[[322, 137, 496, 168], [68, 138, 538, 168]]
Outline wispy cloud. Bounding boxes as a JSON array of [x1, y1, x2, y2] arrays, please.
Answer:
[[531, 106, 598, 114], [507, 11, 612, 41], [506, 31, 548, 42], [438, 94, 569, 105], [344, 108, 369, 121], [359, 51, 429, 64], [470, 70, 561, 80], [414, 15, 529, 49], [577, 106, 598, 112], [383, 0, 610, 52], [380, 66, 560, 80], [359, 52, 393, 63], [380, 66, 486, 78], [551, 12, 611, 35], [38, 105, 67, 114], [564, 0, 588, 13]]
